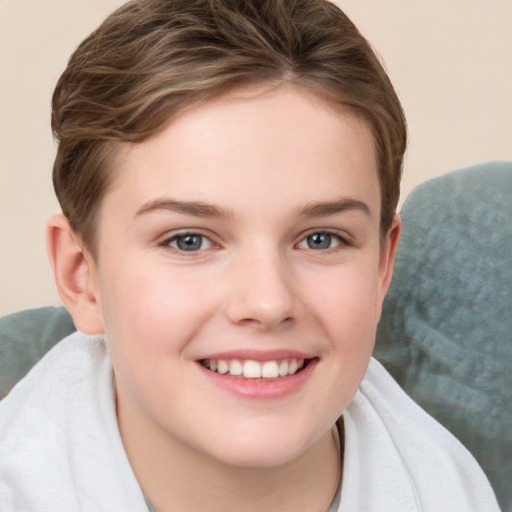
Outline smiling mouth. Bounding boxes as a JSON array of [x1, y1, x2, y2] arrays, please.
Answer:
[[199, 358, 313, 380]]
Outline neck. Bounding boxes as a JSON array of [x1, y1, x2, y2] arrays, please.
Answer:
[[118, 400, 341, 512]]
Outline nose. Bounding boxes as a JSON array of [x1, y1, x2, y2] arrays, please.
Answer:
[[224, 249, 303, 331]]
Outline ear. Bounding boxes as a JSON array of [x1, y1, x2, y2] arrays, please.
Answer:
[[375, 214, 401, 319], [47, 214, 104, 334]]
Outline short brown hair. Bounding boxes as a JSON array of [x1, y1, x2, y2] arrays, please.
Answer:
[[52, 0, 406, 253]]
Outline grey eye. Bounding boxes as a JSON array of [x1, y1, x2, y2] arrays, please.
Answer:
[[171, 234, 212, 251], [306, 233, 333, 249], [297, 232, 342, 250]]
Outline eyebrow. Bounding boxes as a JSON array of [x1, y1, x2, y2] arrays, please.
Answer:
[[135, 198, 234, 219], [295, 197, 372, 218], [135, 196, 371, 220]]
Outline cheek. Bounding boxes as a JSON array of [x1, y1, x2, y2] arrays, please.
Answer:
[[298, 268, 380, 426], [306, 261, 381, 396], [97, 259, 218, 358], [308, 262, 381, 337], [97, 261, 222, 416]]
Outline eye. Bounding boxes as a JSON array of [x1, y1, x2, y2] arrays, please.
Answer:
[[166, 233, 214, 252], [297, 232, 344, 250]]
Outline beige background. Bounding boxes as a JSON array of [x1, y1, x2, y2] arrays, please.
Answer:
[[1, 0, 511, 316]]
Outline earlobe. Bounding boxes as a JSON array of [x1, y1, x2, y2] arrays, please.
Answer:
[[46, 214, 104, 335]]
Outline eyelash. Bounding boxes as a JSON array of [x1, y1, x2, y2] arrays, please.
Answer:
[[159, 229, 350, 254], [159, 231, 217, 252], [296, 230, 350, 251]]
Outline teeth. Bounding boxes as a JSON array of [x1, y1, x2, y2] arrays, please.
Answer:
[[243, 360, 261, 378], [229, 360, 243, 376], [217, 360, 229, 374], [261, 361, 279, 378], [202, 358, 307, 379]]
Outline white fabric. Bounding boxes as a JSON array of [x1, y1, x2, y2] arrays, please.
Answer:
[[0, 333, 146, 512], [0, 332, 500, 512], [340, 361, 500, 511]]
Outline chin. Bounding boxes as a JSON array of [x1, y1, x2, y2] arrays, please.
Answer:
[[210, 444, 304, 469], [196, 421, 322, 469]]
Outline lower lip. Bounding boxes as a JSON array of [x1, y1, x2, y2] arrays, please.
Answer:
[[196, 359, 318, 399]]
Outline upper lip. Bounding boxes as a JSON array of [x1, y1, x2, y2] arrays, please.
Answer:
[[196, 349, 316, 362]]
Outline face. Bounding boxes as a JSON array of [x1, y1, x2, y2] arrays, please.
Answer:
[[85, 85, 399, 468]]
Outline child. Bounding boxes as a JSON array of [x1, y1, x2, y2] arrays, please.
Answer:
[[0, 0, 500, 510]]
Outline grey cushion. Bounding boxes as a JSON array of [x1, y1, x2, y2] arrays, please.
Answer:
[[0, 306, 75, 400], [375, 161, 512, 512]]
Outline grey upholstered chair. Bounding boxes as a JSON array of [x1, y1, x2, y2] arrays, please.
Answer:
[[375, 161, 512, 511]]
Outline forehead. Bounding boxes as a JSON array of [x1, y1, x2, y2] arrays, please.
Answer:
[[104, 84, 380, 222]]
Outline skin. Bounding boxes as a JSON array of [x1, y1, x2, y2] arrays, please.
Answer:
[[48, 84, 400, 512]]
